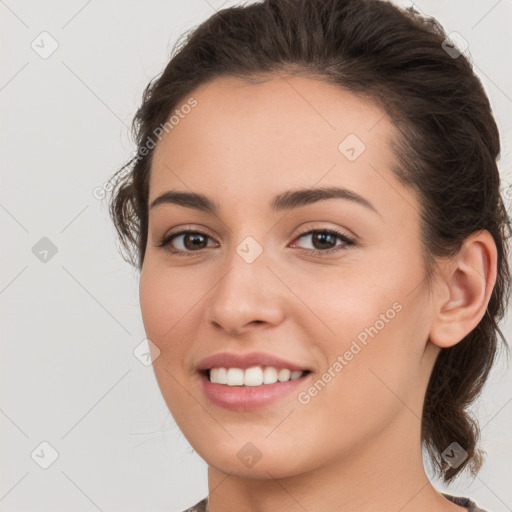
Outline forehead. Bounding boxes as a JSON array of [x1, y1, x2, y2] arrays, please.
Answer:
[[149, 74, 415, 220]]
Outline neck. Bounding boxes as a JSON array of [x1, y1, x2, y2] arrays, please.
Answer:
[[205, 409, 462, 512]]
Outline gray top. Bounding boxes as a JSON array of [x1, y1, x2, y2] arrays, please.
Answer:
[[181, 494, 488, 511]]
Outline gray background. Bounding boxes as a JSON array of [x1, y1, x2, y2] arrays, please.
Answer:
[[1, 1, 511, 511]]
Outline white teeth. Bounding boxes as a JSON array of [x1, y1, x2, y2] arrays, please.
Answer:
[[263, 367, 278, 384], [244, 366, 263, 386], [226, 368, 244, 386], [278, 369, 291, 382], [209, 366, 306, 386], [210, 367, 227, 384]]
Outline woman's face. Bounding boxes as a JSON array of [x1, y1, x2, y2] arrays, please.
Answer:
[[140, 75, 440, 478]]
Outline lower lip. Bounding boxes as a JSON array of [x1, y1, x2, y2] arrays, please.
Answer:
[[199, 371, 311, 411]]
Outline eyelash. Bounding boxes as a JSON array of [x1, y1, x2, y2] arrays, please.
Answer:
[[156, 228, 355, 257]]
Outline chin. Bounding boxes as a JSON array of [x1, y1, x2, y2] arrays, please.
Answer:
[[195, 439, 312, 480], [208, 457, 302, 480]]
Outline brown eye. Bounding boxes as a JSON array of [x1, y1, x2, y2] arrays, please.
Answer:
[[158, 230, 217, 254], [181, 232, 209, 250], [293, 229, 355, 254], [311, 232, 338, 250]]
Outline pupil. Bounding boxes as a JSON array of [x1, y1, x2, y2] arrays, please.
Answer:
[[314, 232, 334, 249], [186, 233, 206, 250]]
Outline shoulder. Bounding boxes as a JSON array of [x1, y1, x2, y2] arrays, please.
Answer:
[[182, 495, 489, 512], [442, 493, 489, 512], [180, 497, 208, 512]]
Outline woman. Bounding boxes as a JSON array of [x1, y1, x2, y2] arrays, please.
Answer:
[[108, 0, 511, 510]]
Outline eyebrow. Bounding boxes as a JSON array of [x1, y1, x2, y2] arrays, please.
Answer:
[[149, 186, 379, 215]]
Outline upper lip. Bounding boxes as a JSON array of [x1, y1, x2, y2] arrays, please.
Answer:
[[196, 352, 311, 372]]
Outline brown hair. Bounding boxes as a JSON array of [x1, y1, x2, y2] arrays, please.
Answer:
[[108, 0, 511, 482]]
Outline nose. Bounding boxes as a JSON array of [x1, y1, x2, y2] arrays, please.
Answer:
[[205, 248, 287, 337]]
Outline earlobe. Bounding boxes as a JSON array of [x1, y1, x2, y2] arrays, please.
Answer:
[[428, 230, 498, 349]]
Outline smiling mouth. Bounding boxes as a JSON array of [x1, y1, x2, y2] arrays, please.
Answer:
[[201, 366, 312, 387]]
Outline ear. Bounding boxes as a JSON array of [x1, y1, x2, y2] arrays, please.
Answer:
[[429, 230, 498, 349]]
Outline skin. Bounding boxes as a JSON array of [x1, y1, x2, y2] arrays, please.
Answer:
[[139, 74, 497, 512]]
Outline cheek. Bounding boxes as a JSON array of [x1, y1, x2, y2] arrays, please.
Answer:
[[139, 267, 167, 341], [139, 265, 193, 363], [298, 310, 421, 454], [139, 264, 199, 339], [139, 267, 200, 422], [309, 255, 429, 414]]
